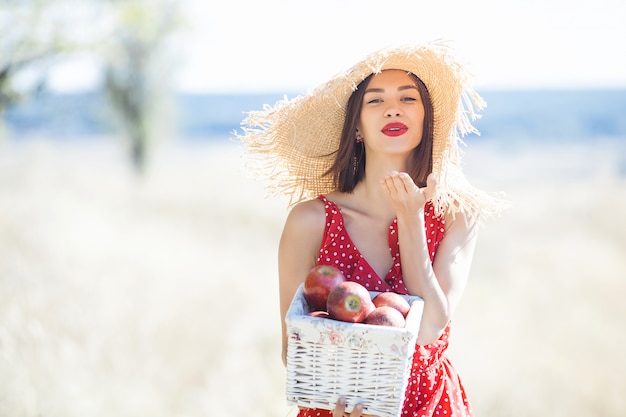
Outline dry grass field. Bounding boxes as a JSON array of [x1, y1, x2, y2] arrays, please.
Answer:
[[0, 137, 624, 417]]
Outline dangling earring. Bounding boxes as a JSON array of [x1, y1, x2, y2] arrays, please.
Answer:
[[355, 133, 363, 143]]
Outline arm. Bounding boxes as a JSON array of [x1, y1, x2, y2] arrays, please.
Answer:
[[415, 209, 477, 344], [277, 199, 326, 365], [381, 172, 478, 345]]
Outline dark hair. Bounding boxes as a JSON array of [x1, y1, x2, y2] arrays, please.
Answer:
[[324, 72, 434, 191]]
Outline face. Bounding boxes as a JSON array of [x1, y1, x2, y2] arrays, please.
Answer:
[[357, 69, 425, 155]]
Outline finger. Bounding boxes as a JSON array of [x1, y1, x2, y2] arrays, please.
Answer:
[[424, 172, 439, 201], [333, 398, 346, 417], [426, 172, 438, 188], [381, 172, 400, 196], [381, 171, 399, 184], [386, 171, 409, 194], [397, 172, 418, 192], [349, 403, 363, 417]]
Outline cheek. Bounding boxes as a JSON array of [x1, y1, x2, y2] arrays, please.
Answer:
[[414, 111, 426, 134], [357, 113, 372, 135], [412, 128, 424, 144], [412, 115, 425, 143]]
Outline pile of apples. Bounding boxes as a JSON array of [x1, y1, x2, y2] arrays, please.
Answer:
[[303, 265, 410, 328]]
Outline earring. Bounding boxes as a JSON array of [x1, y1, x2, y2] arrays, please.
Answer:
[[355, 133, 363, 143]]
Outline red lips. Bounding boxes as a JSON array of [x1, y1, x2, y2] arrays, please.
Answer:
[[381, 122, 408, 137]]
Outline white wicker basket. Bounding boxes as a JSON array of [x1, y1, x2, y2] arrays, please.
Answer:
[[285, 283, 424, 417]]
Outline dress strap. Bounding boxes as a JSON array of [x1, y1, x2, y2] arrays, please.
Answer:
[[316, 194, 329, 204]]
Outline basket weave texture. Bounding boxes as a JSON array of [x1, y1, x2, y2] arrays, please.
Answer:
[[285, 284, 424, 417]]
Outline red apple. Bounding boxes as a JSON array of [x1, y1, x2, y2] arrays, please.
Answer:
[[364, 306, 406, 328], [303, 265, 346, 311], [372, 292, 411, 317], [326, 281, 374, 323]]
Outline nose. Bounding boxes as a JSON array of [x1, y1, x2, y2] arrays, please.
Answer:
[[385, 105, 402, 117]]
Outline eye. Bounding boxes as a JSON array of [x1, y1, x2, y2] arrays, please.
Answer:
[[401, 96, 417, 102]]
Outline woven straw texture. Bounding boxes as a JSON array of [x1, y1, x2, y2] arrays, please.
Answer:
[[239, 41, 507, 219], [285, 284, 424, 417]]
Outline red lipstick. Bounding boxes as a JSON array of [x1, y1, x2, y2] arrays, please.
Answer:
[[381, 122, 408, 137]]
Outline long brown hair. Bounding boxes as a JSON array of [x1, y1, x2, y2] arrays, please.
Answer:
[[324, 71, 434, 191]]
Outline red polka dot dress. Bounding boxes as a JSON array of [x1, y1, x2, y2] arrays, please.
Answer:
[[297, 195, 473, 417]]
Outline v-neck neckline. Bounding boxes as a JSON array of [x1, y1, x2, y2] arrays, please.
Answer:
[[331, 201, 399, 283]]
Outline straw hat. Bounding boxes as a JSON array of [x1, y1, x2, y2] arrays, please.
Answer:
[[238, 40, 506, 219]]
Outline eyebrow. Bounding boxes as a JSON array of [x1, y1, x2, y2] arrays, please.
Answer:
[[364, 85, 419, 94]]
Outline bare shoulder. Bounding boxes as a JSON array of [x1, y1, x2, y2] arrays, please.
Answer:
[[445, 212, 478, 239], [284, 198, 327, 235], [280, 198, 327, 267]]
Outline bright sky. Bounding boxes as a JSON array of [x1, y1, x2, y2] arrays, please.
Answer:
[[50, 0, 626, 93]]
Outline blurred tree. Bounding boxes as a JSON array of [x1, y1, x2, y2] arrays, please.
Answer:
[[0, 0, 71, 139], [1, 0, 185, 172], [102, 0, 183, 173]]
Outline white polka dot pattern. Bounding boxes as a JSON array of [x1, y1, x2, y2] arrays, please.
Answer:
[[297, 196, 472, 417], [315, 195, 444, 295]]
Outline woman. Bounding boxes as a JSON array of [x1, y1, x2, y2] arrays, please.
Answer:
[[240, 42, 506, 417]]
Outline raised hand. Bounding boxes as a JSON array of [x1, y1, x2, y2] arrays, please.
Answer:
[[380, 171, 437, 215]]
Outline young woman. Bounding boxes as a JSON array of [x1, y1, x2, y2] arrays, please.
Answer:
[[240, 42, 506, 417]]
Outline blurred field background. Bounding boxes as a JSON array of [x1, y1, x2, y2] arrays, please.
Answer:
[[1, 137, 625, 417], [2, 1, 626, 417]]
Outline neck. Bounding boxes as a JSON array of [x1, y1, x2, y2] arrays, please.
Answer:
[[353, 154, 408, 219], [364, 152, 408, 187]]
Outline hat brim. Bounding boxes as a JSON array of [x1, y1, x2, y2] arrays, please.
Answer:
[[240, 41, 506, 218]]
